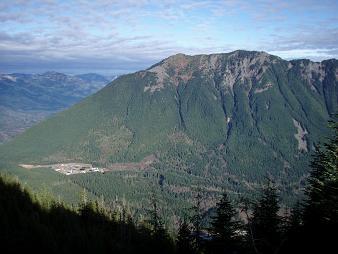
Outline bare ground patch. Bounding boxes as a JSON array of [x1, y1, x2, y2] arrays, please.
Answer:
[[292, 119, 308, 152], [104, 154, 156, 172]]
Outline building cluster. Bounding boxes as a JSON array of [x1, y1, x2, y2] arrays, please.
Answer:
[[52, 163, 104, 175]]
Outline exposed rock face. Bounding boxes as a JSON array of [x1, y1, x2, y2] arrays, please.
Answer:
[[254, 83, 272, 93], [147, 53, 193, 90], [300, 61, 326, 82], [219, 51, 272, 91], [145, 51, 276, 93], [297, 61, 326, 91], [288, 58, 337, 116], [292, 119, 308, 152]]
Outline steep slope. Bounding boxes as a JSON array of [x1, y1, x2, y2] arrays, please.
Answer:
[[0, 72, 111, 143], [0, 51, 337, 206]]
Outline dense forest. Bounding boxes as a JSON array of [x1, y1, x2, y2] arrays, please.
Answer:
[[1, 121, 336, 253]]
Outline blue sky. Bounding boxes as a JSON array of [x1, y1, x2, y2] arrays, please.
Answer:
[[0, 0, 337, 75]]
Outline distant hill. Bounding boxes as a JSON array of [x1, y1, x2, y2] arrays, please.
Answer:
[[0, 50, 337, 213], [0, 72, 113, 143]]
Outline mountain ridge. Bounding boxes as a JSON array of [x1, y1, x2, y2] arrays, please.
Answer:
[[0, 72, 112, 143], [0, 50, 336, 210]]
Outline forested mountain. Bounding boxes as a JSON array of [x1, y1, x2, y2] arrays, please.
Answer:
[[0, 72, 111, 143], [0, 50, 337, 217], [1, 120, 336, 254]]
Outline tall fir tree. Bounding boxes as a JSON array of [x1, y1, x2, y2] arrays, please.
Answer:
[[249, 183, 281, 254], [191, 188, 204, 252], [149, 192, 164, 234], [208, 192, 243, 254], [279, 202, 304, 254], [176, 219, 196, 254], [148, 192, 174, 254], [303, 121, 338, 225], [301, 120, 338, 253]]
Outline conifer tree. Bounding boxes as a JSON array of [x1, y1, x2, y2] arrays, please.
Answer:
[[149, 193, 164, 234], [191, 189, 204, 251], [208, 192, 243, 253], [148, 192, 174, 254], [300, 120, 338, 253], [303, 121, 338, 225], [249, 183, 281, 254], [287, 202, 303, 233], [176, 219, 195, 254], [279, 202, 303, 254]]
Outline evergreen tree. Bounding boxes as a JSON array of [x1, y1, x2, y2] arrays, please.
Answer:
[[149, 193, 164, 234], [191, 189, 204, 251], [176, 219, 195, 254], [279, 202, 303, 254], [300, 120, 338, 253], [287, 202, 303, 232], [303, 121, 338, 225], [148, 192, 174, 254], [208, 192, 243, 254], [249, 183, 281, 254]]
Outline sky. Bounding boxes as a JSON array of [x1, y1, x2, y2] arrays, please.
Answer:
[[0, 0, 337, 75]]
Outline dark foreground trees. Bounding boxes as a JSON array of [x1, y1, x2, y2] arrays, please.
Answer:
[[176, 220, 196, 254], [249, 184, 282, 254], [281, 121, 338, 254], [0, 174, 174, 254]]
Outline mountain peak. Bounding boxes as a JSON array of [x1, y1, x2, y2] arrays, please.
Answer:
[[168, 53, 188, 58], [229, 49, 269, 55], [144, 50, 276, 93], [0, 74, 17, 82], [42, 71, 67, 76]]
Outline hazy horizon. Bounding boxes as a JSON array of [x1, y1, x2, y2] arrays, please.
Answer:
[[2, 49, 337, 76]]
